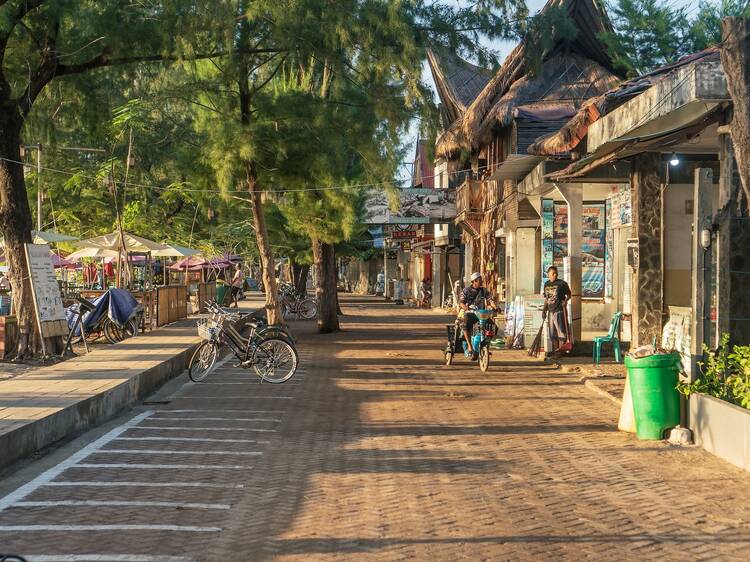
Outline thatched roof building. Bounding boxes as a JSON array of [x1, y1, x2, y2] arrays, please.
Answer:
[[436, 0, 621, 158]]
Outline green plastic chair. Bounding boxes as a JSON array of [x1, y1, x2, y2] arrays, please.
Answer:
[[593, 312, 623, 364]]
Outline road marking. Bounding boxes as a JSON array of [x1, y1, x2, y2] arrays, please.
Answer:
[[115, 436, 269, 443], [0, 411, 153, 513], [15, 500, 231, 509], [130, 426, 276, 432], [25, 554, 195, 562], [0, 524, 221, 532], [149, 417, 281, 422], [44, 481, 244, 489], [96, 449, 262, 456], [75, 463, 252, 469]]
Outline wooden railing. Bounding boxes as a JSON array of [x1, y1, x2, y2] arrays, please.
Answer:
[[456, 178, 484, 216]]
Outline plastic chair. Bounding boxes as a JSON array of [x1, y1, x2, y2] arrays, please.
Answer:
[[593, 312, 623, 364]]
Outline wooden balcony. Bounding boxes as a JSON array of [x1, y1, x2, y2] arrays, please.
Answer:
[[455, 178, 484, 237]]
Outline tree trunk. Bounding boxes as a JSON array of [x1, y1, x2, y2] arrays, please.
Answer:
[[721, 17, 750, 212], [312, 239, 339, 333], [247, 163, 283, 326], [291, 261, 309, 296], [0, 110, 39, 358]]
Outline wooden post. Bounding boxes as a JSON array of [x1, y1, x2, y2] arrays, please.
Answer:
[[691, 168, 713, 379]]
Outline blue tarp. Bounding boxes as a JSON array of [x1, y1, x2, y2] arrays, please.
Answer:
[[66, 288, 140, 336]]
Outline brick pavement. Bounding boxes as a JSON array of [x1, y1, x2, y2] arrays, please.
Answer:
[[1, 296, 750, 561]]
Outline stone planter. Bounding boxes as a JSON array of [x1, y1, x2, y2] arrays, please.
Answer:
[[689, 392, 750, 471]]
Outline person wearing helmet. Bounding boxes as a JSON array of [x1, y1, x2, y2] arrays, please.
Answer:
[[459, 272, 495, 359]]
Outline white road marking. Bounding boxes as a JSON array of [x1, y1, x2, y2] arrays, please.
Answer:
[[44, 481, 244, 489], [15, 500, 230, 509], [149, 417, 281, 422], [0, 411, 153, 513], [129, 426, 276, 432], [115, 436, 269, 443], [25, 554, 195, 562], [0, 524, 220, 532], [75, 463, 251, 469], [96, 449, 262, 456]]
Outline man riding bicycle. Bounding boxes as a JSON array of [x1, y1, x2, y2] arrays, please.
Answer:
[[459, 272, 496, 360]]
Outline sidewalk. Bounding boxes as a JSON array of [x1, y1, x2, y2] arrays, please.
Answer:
[[0, 317, 202, 472]]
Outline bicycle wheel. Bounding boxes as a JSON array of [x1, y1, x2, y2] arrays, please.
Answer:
[[251, 337, 298, 383], [189, 341, 219, 382], [104, 318, 138, 344], [297, 298, 317, 320]]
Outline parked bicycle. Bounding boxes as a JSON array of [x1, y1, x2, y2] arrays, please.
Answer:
[[279, 283, 317, 320], [189, 302, 298, 383]]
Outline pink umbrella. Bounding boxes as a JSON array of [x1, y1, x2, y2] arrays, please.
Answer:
[[50, 253, 76, 270]]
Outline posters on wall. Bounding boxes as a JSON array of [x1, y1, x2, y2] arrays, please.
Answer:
[[605, 199, 614, 298], [552, 203, 568, 267], [608, 185, 632, 227], [541, 199, 554, 290], [582, 203, 606, 298]]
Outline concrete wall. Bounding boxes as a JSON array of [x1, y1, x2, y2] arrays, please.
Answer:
[[515, 228, 537, 295], [664, 183, 693, 307]]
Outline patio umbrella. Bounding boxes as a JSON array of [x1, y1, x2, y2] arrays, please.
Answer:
[[50, 253, 77, 270], [76, 231, 168, 253], [32, 230, 79, 244], [152, 244, 200, 258], [67, 247, 120, 261]]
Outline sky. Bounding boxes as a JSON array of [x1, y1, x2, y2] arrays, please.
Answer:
[[400, 0, 701, 181]]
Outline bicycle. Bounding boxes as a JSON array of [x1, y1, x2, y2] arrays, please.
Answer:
[[279, 283, 317, 320], [189, 303, 298, 384]]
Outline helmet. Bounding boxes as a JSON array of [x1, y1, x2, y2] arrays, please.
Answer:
[[470, 272, 482, 282]]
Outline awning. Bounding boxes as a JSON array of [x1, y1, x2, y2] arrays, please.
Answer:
[[490, 154, 545, 181]]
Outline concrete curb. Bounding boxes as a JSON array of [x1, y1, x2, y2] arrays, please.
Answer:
[[0, 338, 200, 473]]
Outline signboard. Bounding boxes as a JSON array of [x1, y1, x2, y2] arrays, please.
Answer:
[[365, 188, 457, 225], [541, 199, 554, 288], [627, 238, 639, 268], [391, 229, 417, 239], [24, 243, 68, 342], [523, 295, 545, 347], [662, 306, 693, 378]]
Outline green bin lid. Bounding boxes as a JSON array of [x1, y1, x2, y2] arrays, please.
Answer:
[[624, 352, 681, 368]]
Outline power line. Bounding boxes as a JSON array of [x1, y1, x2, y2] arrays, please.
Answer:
[[1, 156, 491, 195]]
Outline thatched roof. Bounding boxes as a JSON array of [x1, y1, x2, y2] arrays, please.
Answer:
[[456, 0, 618, 152], [427, 47, 493, 130], [470, 53, 619, 148], [528, 48, 721, 156]]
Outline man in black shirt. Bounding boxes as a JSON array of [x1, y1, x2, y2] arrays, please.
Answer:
[[459, 272, 495, 359], [543, 266, 572, 353]]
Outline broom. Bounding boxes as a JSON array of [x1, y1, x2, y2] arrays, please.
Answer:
[[528, 314, 545, 357]]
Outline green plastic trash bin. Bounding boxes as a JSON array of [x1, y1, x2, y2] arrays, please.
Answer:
[[216, 284, 230, 305], [624, 353, 681, 440]]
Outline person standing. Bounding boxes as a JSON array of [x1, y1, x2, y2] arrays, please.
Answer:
[[230, 264, 244, 308], [543, 265, 572, 354]]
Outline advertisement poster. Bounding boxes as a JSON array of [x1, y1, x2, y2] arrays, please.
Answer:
[[581, 203, 606, 298], [605, 199, 614, 298], [365, 188, 456, 225], [553, 202, 568, 266], [608, 185, 632, 228], [541, 199, 554, 287]]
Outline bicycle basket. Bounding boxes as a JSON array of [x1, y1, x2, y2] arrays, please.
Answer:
[[197, 320, 218, 341], [474, 309, 492, 321]]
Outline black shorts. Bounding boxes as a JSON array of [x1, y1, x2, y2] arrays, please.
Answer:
[[231, 286, 241, 297]]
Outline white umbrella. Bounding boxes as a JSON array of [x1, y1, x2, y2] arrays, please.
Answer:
[[76, 231, 168, 253], [152, 244, 200, 257], [32, 230, 79, 244], [67, 247, 120, 260]]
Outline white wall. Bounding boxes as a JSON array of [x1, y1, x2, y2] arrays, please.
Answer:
[[515, 228, 537, 295]]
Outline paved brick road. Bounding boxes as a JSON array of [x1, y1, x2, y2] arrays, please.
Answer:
[[2, 296, 750, 561]]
